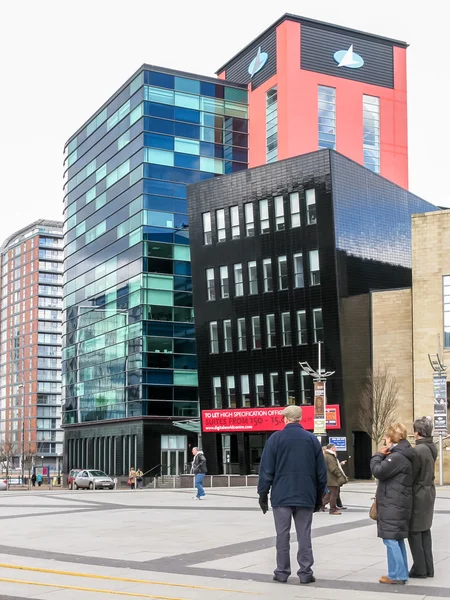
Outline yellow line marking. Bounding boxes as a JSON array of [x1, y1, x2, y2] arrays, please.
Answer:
[[0, 577, 186, 599], [0, 563, 260, 595]]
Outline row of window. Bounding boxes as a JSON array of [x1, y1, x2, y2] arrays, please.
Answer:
[[209, 309, 323, 354], [202, 190, 316, 245], [212, 370, 312, 408], [205, 251, 319, 300], [266, 87, 278, 163]]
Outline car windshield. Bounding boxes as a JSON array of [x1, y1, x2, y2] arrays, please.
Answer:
[[89, 471, 108, 477]]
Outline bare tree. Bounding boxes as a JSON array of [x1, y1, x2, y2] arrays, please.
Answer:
[[0, 439, 18, 486], [357, 364, 400, 447]]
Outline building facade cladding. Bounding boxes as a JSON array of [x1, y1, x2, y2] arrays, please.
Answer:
[[187, 150, 437, 475], [0, 220, 64, 469], [62, 65, 248, 476], [218, 14, 408, 189]]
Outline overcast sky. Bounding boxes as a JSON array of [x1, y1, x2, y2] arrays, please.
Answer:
[[0, 0, 445, 244]]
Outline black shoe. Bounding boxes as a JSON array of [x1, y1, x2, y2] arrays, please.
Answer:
[[339, 506, 348, 510], [427, 574, 434, 578], [300, 576, 316, 584], [409, 571, 427, 579], [273, 575, 288, 583]]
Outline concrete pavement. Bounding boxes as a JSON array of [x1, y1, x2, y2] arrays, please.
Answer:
[[0, 482, 449, 599]]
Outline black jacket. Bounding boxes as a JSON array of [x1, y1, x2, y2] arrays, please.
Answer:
[[192, 451, 207, 474], [370, 439, 414, 540], [410, 438, 437, 532], [257, 423, 327, 508]]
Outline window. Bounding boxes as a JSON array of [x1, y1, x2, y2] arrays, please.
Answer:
[[259, 199, 269, 233], [237, 317, 247, 351], [282, 313, 291, 346], [309, 250, 320, 286], [213, 377, 222, 408], [227, 376, 236, 408], [255, 374, 265, 406], [286, 372, 295, 404], [266, 314, 276, 348], [220, 266, 229, 298], [223, 320, 232, 352], [216, 209, 226, 242], [252, 316, 261, 349], [278, 256, 288, 290], [444, 276, 450, 347], [270, 373, 280, 405], [230, 206, 240, 239], [318, 86, 336, 149], [209, 321, 219, 353], [290, 192, 301, 228], [266, 87, 278, 163], [297, 310, 307, 345], [313, 308, 324, 343], [263, 258, 273, 292], [306, 189, 316, 225], [241, 375, 250, 407], [202, 213, 212, 245], [275, 196, 285, 230], [234, 263, 243, 297], [206, 268, 215, 301], [300, 372, 312, 404], [363, 95, 380, 173], [244, 203, 255, 237], [293, 253, 304, 288], [248, 261, 258, 295]]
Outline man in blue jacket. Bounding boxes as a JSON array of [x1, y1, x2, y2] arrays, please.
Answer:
[[258, 405, 327, 584]]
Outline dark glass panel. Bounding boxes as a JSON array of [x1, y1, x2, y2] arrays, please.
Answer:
[[146, 102, 174, 120], [174, 107, 200, 124], [144, 132, 174, 150], [173, 355, 197, 369], [146, 71, 174, 88]]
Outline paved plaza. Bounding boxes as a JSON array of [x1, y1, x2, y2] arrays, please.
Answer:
[[0, 482, 449, 599]]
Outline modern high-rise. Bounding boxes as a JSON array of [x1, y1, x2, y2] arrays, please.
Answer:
[[0, 221, 64, 472], [62, 66, 248, 477]]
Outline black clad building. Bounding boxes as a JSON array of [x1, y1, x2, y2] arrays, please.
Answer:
[[187, 150, 436, 476]]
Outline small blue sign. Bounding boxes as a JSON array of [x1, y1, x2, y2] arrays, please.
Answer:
[[248, 47, 268, 78], [329, 436, 347, 452], [333, 45, 364, 69]]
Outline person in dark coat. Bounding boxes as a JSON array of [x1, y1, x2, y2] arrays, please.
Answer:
[[408, 417, 437, 578], [258, 405, 327, 585], [370, 423, 413, 585]]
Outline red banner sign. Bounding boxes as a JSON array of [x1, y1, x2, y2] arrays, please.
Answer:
[[202, 405, 340, 433]]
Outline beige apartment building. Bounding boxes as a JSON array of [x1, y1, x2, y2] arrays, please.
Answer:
[[341, 210, 450, 482]]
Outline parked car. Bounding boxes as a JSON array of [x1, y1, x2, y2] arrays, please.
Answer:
[[0, 479, 7, 491], [74, 470, 115, 490], [68, 469, 82, 490]]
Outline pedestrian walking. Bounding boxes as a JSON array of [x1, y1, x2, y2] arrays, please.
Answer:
[[322, 444, 348, 515], [37, 473, 43, 487], [136, 468, 144, 490], [128, 467, 136, 490], [191, 447, 207, 499], [408, 417, 437, 579], [370, 423, 413, 585], [31, 473, 36, 488], [257, 405, 327, 584]]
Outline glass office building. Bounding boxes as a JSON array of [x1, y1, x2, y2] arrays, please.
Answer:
[[62, 66, 248, 477]]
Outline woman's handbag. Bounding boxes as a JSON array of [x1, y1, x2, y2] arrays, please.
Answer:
[[369, 498, 377, 520], [127, 478, 132, 486]]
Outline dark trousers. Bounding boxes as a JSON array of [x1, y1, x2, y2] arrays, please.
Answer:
[[272, 506, 314, 581], [322, 486, 339, 512], [408, 530, 434, 577]]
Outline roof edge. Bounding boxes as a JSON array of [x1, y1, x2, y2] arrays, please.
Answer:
[[1, 220, 63, 253]]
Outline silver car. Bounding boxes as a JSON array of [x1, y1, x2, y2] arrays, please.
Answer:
[[74, 470, 114, 490]]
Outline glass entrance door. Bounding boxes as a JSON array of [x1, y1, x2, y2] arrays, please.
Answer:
[[161, 435, 187, 475]]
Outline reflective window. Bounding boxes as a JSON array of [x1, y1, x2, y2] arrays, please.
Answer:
[[244, 203, 255, 237], [202, 212, 212, 245], [301, 371, 312, 404], [206, 268, 215, 301], [107, 100, 131, 131], [237, 317, 247, 351], [263, 258, 273, 292], [230, 206, 240, 239], [213, 376, 222, 408], [444, 276, 450, 347], [266, 314, 276, 348], [174, 137, 200, 155], [293, 253, 304, 288], [209, 321, 219, 353], [118, 130, 131, 150], [223, 320, 232, 352], [297, 310, 307, 345], [241, 375, 250, 407], [227, 375, 236, 408], [259, 200, 269, 233], [313, 308, 324, 343], [144, 148, 174, 166], [220, 265, 229, 298], [318, 86, 336, 150], [282, 313, 291, 346], [266, 87, 278, 163], [286, 372, 295, 404], [252, 316, 261, 349], [216, 209, 226, 242], [275, 196, 285, 230], [290, 192, 301, 228], [306, 189, 317, 225], [248, 261, 258, 295], [309, 250, 320, 286], [255, 373, 265, 406], [234, 263, 243, 297], [270, 373, 279, 406], [363, 95, 380, 173], [278, 256, 288, 290]]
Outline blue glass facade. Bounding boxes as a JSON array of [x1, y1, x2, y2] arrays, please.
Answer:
[[62, 67, 248, 475]]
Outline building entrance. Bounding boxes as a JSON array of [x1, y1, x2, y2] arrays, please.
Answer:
[[161, 435, 187, 475]]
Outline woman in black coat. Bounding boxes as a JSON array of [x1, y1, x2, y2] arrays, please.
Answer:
[[370, 423, 414, 585]]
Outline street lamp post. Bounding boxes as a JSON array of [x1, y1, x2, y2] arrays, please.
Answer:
[[428, 334, 448, 486]]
